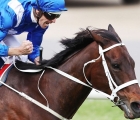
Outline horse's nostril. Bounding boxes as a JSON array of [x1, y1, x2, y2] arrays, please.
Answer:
[[131, 102, 140, 113]]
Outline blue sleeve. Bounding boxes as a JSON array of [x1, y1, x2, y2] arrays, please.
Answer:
[[0, 9, 14, 56], [0, 12, 11, 56], [0, 30, 9, 56], [27, 26, 48, 62]]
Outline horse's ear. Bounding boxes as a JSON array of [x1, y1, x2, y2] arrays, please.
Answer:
[[108, 24, 122, 42], [87, 28, 105, 46], [108, 24, 116, 33], [90, 32, 105, 46]]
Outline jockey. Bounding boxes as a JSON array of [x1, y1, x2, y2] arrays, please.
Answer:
[[0, 0, 67, 66]]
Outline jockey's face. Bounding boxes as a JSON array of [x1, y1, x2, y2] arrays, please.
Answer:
[[34, 9, 57, 29], [39, 14, 56, 29]]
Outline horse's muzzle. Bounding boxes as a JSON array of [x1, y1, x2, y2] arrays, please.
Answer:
[[122, 101, 140, 119]]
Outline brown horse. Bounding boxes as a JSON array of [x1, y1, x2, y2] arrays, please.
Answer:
[[0, 24, 140, 120]]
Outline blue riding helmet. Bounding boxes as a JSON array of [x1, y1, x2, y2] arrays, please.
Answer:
[[31, 0, 67, 13]]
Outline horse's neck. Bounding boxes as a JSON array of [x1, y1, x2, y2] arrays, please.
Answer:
[[46, 45, 96, 118], [45, 69, 92, 118]]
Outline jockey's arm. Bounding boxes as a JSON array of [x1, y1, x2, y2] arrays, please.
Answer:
[[0, 30, 33, 56], [27, 26, 48, 64], [0, 11, 33, 57]]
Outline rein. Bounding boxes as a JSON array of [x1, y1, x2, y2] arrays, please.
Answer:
[[0, 43, 138, 120]]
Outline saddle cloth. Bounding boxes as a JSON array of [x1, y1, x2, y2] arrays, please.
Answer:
[[0, 57, 13, 86]]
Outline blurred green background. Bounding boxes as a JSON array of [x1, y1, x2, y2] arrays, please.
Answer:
[[73, 100, 129, 120]]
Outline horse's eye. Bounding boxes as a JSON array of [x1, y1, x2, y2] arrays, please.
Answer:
[[112, 64, 120, 69]]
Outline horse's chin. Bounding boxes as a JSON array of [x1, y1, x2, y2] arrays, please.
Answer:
[[121, 103, 134, 119], [124, 112, 134, 119]]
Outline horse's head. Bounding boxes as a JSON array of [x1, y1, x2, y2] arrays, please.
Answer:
[[86, 24, 140, 119]]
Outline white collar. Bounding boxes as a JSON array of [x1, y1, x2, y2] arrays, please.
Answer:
[[31, 8, 37, 23]]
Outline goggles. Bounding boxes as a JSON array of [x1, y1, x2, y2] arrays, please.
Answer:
[[43, 12, 61, 20]]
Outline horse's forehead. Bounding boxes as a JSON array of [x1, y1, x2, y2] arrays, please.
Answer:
[[106, 45, 134, 65]]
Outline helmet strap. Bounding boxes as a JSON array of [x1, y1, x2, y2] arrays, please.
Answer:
[[37, 17, 40, 25], [34, 9, 43, 25]]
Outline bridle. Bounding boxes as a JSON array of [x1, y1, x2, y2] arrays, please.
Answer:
[[82, 29, 138, 105], [83, 43, 138, 105]]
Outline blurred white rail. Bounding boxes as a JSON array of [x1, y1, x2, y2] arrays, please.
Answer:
[[87, 90, 107, 99]]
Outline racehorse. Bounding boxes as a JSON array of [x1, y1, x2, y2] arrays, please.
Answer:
[[0, 24, 140, 120]]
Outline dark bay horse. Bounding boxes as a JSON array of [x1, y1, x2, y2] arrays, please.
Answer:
[[0, 24, 140, 120]]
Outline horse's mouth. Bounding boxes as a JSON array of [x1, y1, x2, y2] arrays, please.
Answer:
[[120, 103, 133, 119], [122, 104, 134, 119], [121, 101, 140, 119]]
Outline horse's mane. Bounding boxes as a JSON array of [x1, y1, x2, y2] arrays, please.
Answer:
[[15, 28, 120, 69]]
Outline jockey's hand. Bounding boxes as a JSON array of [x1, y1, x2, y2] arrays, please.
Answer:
[[19, 40, 33, 55], [34, 56, 40, 65], [8, 40, 33, 56]]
